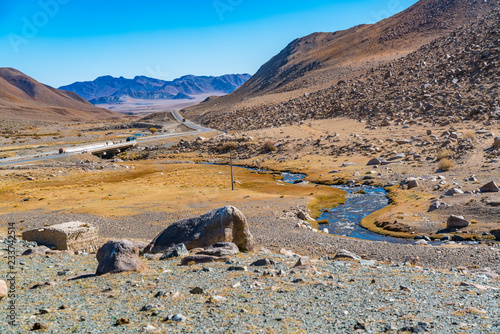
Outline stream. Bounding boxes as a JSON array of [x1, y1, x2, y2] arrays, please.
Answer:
[[281, 172, 412, 244], [204, 163, 420, 244]]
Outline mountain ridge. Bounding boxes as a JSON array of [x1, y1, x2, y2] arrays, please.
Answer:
[[0, 68, 120, 122], [185, 0, 499, 120], [201, 7, 500, 131], [60, 73, 251, 104]]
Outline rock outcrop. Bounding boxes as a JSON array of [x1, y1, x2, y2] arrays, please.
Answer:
[[144, 206, 255, 253]]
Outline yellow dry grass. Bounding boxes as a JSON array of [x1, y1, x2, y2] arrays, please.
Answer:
[[360, 186, 435, 239], [0, 161, 344, 219]]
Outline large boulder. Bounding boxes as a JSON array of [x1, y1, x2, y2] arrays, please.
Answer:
[[96, 240, 149, 275], [479, 181, 499, 193], [22, 221, 98, 252], [446, 216, 470, 229], [144, 206, 254, 253]]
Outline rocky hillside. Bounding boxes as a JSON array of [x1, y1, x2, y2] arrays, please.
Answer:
[[60, 74, 251, 104], [0, 68, 120, 122], [201, 8, 500, 131], [186, 0, 499, 120]]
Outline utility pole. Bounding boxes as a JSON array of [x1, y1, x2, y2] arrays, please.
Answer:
[[230, 148, 234, 191]]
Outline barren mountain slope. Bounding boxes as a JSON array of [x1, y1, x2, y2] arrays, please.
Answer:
[[185, 0, 499, 120], [201, 8, 500, 131], [0, 68, 121, 122]]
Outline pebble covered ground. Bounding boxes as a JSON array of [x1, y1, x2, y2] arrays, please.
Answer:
[[1, 238, 499, 333]]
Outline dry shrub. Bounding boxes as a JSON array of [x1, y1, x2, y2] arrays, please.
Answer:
[[493, 140, 500, 148], [221, 142, 237, 152], [438, 158, 454, 171], [263, 141, 277, 153], [436, 149, 452, 160], [462, 130, 475, 139]]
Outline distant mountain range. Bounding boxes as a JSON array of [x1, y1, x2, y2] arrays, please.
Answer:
[[59, 74, 252, 104], [0, 68, 120, 122]]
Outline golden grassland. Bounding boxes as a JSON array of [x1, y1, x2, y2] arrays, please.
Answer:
[[0, 160, 345, 221]]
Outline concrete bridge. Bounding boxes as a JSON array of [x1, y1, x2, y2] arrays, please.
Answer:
[[66, 141, 137, 158]]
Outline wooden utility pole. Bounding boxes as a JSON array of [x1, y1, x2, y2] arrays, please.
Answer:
[[230, 149, 234, 191]]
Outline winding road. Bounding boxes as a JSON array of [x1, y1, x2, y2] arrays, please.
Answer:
[[0, 111, 213, 167]]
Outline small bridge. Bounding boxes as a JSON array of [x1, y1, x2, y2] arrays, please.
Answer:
[[64, 141, 137, 158]]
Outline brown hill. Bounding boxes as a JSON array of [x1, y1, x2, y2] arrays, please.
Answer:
[[201, 7, 500, 131], [0, 68, 120, 122], [186, 0, 499, 120]]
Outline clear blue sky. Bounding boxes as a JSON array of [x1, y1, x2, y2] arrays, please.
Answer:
[[0, 0, 418, 87]]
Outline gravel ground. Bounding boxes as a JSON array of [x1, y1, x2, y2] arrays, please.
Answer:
[[3, 204, 500, 271], [1, 238, 499, 333], [2, 199, 499, 333]]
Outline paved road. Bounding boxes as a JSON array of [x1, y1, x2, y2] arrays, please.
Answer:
[[0, 111, 213, 167]]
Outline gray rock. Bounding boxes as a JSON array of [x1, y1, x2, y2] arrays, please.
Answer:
[[367, 157, 386, 165], [359, 259, 376, 266], [189, 287, 204, 294], [22, 246, 50, 256], [479, 181, 499, 193], [160, 243, 189, 260], [334, 249, 361, 261], [445, 188, 464, 196], [140, 303, 163, 312], [171, 314, 187, 322], [250, 258, 276, 267], [96, 240, 149, 275], [297, 210, 314, 221], [428, 201, 442, 212], [407, 180, 419, 189], [228, 266, 247, 271], [490, 229, 500, 241], [388, 153, 406, 161], [446, 215, 470, 229], [196, 242, 239, 257], [144, 206, 254, 253], [181, 255, 230, 265]]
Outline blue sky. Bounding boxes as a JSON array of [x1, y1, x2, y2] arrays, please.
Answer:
[[0, 0, 418, 87]]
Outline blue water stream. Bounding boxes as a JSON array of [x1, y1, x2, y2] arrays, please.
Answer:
[[281, 172, 412, 244]]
